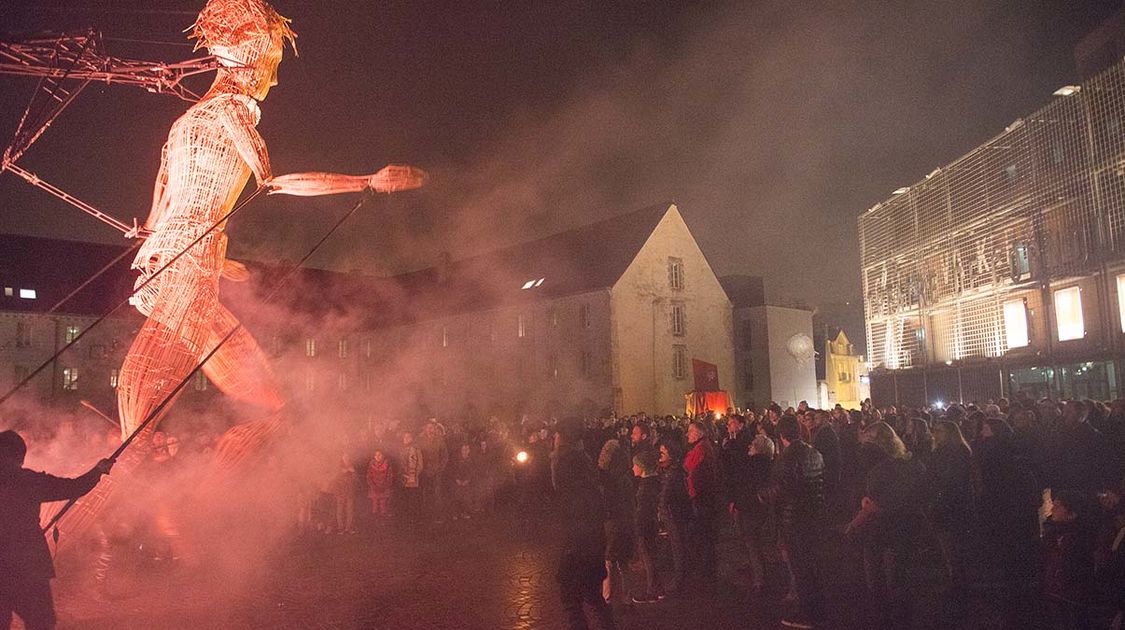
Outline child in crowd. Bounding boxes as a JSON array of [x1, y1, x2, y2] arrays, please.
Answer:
[[366, 448, 394, 517]]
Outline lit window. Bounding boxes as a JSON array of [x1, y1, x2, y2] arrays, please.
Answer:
[[672, 345, 687, 380], [671, 303, 686, 336], [522, 280, 536, 290], [517, 314, 527, 338], [3, 287, 12, 297], [668, 258, 685, 291], [579, 304, 591, 329], [441, 326, 449, 348], [110, 368, 119, 389], [1054, 287, 1084, 341], [193, 371, 208, 391], [534, 278, 544, 287], [1003, 299, 1030, 349], [305, 338, 317, 357], [18, 289, 36, 299], [1117, 274, 1125, 333], [338, 339, 348, 358], [363, 339, 373, 358], [62, 367, 79, 391], [65, 325, 80, 344]]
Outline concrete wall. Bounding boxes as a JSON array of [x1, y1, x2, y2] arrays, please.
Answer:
[[610, 205, 736, 416], [742, 305, 817, 410]]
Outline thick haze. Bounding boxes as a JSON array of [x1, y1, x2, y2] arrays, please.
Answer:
[[0, 0, 1121, 306]]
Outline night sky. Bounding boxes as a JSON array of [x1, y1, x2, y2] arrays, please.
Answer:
[[1, 0, 1122, 312]]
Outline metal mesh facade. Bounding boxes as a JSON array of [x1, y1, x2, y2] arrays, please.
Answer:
[[859, 58, 1125, 369]]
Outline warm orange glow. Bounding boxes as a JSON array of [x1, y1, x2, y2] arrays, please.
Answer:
[[60, 0, 424, 543], [515, 450, 529, 464]]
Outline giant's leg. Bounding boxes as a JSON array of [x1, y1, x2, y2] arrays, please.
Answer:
[[199, 303, 284, 411], [52, 266, 218, 546], [200, 304, 287, 469]]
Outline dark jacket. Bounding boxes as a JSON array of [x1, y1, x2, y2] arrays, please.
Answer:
[[553, 447, 606, 563], [1, 466, 102, 580], [812, 423, 842, 492], [760, 440, 825, 535], [1042, 517, 1097, 606], [633, 475, 660, 541], [926, 444, 973, 531], [864, 455, 928, 547], [658, 462, 691, 523]]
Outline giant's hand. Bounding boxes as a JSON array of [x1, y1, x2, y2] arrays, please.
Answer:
[[368, 165, 427, 193]]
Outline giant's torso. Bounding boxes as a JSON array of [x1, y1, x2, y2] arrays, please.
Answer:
[[130, 94, 259, 315]]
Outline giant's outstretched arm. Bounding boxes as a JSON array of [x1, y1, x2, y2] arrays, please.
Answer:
[[217, 96, 425, 197], [267, 165, 426, 196]]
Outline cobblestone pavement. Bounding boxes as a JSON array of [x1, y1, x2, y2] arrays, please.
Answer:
[[48, 509, 1001, 630]]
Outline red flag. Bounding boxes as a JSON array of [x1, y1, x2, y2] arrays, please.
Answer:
[[692, 359, 720, 391]]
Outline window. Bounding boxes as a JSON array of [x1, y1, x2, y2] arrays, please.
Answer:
[[549, 307, 559, 328], [3, 287, 11, 297], [338, 372, 348, 390], [62, 367, 79, 391], [15, 321, 32, 347], [547, 355, 558, 379], [1011, 243, 1031, 280], [517, 314, 527, 338], [671, 302, 686, 336], [65, 325, 80, 344], [363, 370, 374, 391], [338, 339, 348, 358], [580, 351, 592, 377], [441, 326, 449, 348], [193, 371, 208, 391], [1118, 274, 1125, 333], [110, 368, 119, 389], [668, 257, 685, 291], [18, 289, 36, 300], [305, 338, 317, 357], [579, 304, 591, 329], [1002, 164, 1018, 183], [672, 345, 687, 380], [363, 338, 373, 359], [839, 371, 851, 383], [1054, 287, 1085, 341], [1003, 299, 1030, 349]]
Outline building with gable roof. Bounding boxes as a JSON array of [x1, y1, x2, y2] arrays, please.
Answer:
[[0, 202, 736, 421]]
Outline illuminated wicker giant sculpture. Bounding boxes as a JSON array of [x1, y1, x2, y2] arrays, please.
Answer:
[[62, 0, 423, 539]]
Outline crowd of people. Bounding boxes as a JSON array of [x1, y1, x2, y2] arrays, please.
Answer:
[[5, 394, 1125, 629], [549, 397, 1125, 630]]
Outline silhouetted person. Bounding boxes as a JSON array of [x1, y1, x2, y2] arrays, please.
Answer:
[[1, 430, 113, 630], [759, 415, 826, 629], [553, 420, 614, 630]]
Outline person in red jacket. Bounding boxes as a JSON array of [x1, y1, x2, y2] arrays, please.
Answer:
[[366, 448, 394, 518], [1, 430, 113, 630], [683, 420, 721, 582]]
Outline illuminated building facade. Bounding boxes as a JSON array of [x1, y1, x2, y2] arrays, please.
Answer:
[[859, 57, 1125, 405]]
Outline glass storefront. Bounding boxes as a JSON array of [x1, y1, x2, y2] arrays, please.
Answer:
[[1008, 361, 1117, 401]]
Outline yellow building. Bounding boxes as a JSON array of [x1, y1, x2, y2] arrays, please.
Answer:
[[820, 330, 868, 410]]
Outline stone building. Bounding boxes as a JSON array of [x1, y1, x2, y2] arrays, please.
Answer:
[[0, 202, 736, 421]]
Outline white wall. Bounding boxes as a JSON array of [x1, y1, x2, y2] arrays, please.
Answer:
[[610, 205, 736, 415]]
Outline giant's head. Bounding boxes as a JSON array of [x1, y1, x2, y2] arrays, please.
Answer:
[[190, 0, 297, 100]]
